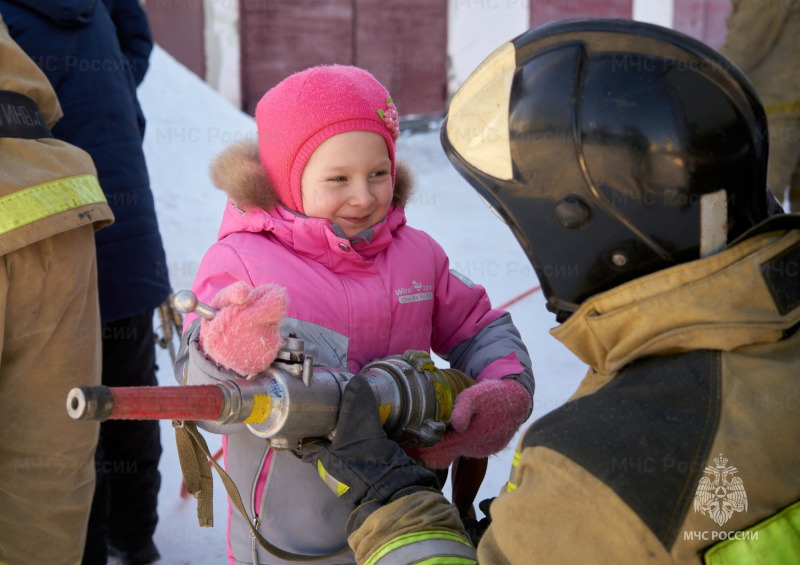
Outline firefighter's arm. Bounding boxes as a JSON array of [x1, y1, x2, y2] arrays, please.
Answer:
[[296, 376, 477, 564], [718, 0, 790, 73], [349, 490, 476, 565]]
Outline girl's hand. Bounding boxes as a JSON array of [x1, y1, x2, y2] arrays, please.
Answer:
[[199, 281, 288, 376], [411, 379, 531, 469]]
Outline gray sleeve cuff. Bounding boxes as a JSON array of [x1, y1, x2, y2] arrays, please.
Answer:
[[440, 312, 534, 399]]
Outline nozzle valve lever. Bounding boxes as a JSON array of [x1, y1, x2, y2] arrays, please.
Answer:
[[173, 290, 218, 320]]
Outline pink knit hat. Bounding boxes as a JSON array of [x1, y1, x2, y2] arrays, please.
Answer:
[[255, 65, 400, 214]]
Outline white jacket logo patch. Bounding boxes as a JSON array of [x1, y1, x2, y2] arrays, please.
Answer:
[[395, 280, 433, 304], [693, 453, 748, 526]]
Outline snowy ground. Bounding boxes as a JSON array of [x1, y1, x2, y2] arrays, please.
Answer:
[[138, 47, 588, 564]]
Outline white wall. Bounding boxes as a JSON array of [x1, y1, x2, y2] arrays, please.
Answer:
[[632, 0, 674, 28], [447, 0, 677, 102], [447, 0, 530, 100], [203, 0, 241, 108]]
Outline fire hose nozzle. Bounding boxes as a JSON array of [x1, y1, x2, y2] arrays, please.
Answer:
[[67, 386, 114, 421], [65, 343, 475, 450]]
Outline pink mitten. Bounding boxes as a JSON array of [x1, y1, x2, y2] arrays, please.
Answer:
[[198, 281, 288, 375], [414, 379, 531, 470]]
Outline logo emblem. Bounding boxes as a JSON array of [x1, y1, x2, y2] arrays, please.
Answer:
[[394, 280, 433, 304], [694, 453, 748, 526]]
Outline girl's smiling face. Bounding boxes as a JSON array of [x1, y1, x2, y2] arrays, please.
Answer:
[[301, 131, 393, 238]]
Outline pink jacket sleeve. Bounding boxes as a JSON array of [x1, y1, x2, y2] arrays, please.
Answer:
[[427, 235, 534, 399], [182, 241, 255, 332]]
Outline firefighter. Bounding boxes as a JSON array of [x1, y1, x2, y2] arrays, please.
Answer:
[[718, 0, 800, 213], [0, 15, 113, 565], [297, 18, 800, 564], [0, 2, 173, 561]]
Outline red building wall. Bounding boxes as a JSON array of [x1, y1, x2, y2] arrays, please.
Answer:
[[529, 0, 730, 47], [355, 0, 448, 116], [239, 0, 447, 116], [531, 0, 634, 27], [144, 1, 733, 115], [145, 0, 206, 79], [674, 0, 732, 48]]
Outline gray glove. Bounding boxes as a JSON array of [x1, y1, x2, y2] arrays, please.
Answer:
[[296, 375, 439, 532]]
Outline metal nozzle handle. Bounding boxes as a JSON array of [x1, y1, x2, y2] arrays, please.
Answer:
[[173, 290, 218, 320]]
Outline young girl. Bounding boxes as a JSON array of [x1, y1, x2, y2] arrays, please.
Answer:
[[176, 65, 533, 565]]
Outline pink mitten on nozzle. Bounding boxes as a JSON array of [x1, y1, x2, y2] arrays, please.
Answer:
[[199, 281, 288, 375], [413, 379, 531, 470]]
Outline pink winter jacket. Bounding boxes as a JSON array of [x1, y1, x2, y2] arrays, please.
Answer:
[[176, 141, 533, 565]]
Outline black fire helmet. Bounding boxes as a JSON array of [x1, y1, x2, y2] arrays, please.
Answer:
[[441, 18, 772, 319]]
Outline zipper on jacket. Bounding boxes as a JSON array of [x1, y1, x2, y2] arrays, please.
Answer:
[[250, 516, 261, 565]]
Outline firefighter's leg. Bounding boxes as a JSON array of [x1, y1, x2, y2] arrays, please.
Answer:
[[0, 225, 101, 565]]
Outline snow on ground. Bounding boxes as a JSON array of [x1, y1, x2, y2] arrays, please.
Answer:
[[139, 46, 588, 563]]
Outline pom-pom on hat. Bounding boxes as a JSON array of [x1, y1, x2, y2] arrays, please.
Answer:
[[255, 65, 400, 214]]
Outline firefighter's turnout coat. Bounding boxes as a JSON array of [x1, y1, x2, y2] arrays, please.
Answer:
[[351, 216, 800, 565], [0, 15, 112, 565]]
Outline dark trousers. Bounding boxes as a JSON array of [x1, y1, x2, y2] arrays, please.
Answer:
[[83, 310, 162, 564]]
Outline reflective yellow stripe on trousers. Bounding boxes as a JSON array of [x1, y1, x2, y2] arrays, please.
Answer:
[[0, 174, 106, 235]]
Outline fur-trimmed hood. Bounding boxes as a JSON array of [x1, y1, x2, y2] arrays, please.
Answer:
[[208, 140, 417, 265], [208, 139, 415, 212]]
